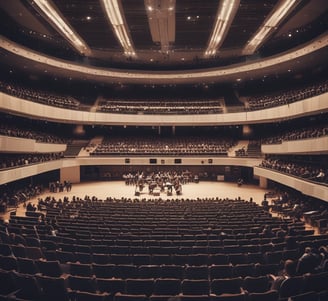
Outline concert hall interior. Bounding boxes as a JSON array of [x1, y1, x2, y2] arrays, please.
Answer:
[[0, 1, 328, 300]]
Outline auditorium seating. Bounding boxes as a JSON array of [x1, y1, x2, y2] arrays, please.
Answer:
[[246, 79, 328, 111], [0, 80, 81, 110], [259, 155, 328, 185], [91, 136, 235, 156], [278, 275, 305, 299], [98, 98, 224, 115], [1, 197, 328, 300], [1, 77, 327, 114]]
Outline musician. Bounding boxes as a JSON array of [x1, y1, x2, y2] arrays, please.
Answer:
[[174, 183, 182, 195], [138, 179, 144, 192], [165, 181, 173, 193], [193, 174, 199, 183], [157, 177, 165, 192], [148, 181, 157, 194]]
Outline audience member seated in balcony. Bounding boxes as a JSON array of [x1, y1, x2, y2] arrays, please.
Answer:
[[235, 141, 262, 157], [0, 153, 63, 170], [270, 259, 297, 291], [246, 79, 328, 111], [313, 169, 326, 182], [98, 98, 224, 115], [91, 136, 236, 156], [261, 124, 328, 145], [296, 247, 321, 275], [259, 156, 328, 185], [0, 123, 67, 144], [0, 79, 80, 110], [235, 147, 247, 157]]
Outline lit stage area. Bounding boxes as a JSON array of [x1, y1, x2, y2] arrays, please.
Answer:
[[67, 181, 267, 203], [2, 181, 269, 220], [44, 181, 267, 203]]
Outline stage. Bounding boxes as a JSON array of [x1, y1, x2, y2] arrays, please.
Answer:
[[1, 180, 269, 220], [50, 180, 266, 202]]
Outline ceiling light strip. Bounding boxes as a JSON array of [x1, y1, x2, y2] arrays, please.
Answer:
[[242, 0, 300, 55], [100, 0, 136, 56], [204, 0, 240, 57], [144, 0, 176, 53], [31, 0, 91, 56]]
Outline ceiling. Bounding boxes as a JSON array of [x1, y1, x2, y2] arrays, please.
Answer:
[[0, 0, 327, 85]]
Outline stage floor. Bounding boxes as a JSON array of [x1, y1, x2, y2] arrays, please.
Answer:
[[59, 180, 267, 202], [1, 180, 270, 220]]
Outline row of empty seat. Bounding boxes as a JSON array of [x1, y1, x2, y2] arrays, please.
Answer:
[[0, 241, 315, 267], [1, 267, 328, 301], [1, 198, 328, 300], [0, 254, 284, 279]]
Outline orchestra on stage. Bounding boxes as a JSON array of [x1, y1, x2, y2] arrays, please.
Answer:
[[123, 170, 196, 196]]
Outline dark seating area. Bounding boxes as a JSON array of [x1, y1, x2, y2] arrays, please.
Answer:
[[259, 155, 328, 185], [98, 99, 224, 115], [261, 125, 328, 145], [1, 197, 328, 300], [0, 123, 67, 144], [0, 183, 44, 213], [0, 152, 64, 171], [268, 188, 328, 235], [0, 80, 81, 110], [0, 112, 71, 150], [245, 80, 328, 111], [91, 136, 235, 156]]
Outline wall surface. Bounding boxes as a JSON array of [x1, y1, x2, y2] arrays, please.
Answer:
[[0, 135, 66, 153], [60, 165, 80, 183]]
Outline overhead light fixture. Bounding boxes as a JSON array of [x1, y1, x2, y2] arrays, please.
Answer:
[[31, 0, 92, 56], [242, 0, 300, 55], [145, 0, 176, 53], [100, 0, 136, 57], [204, 0, 240, 57], [242, 26, 272, 55]]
